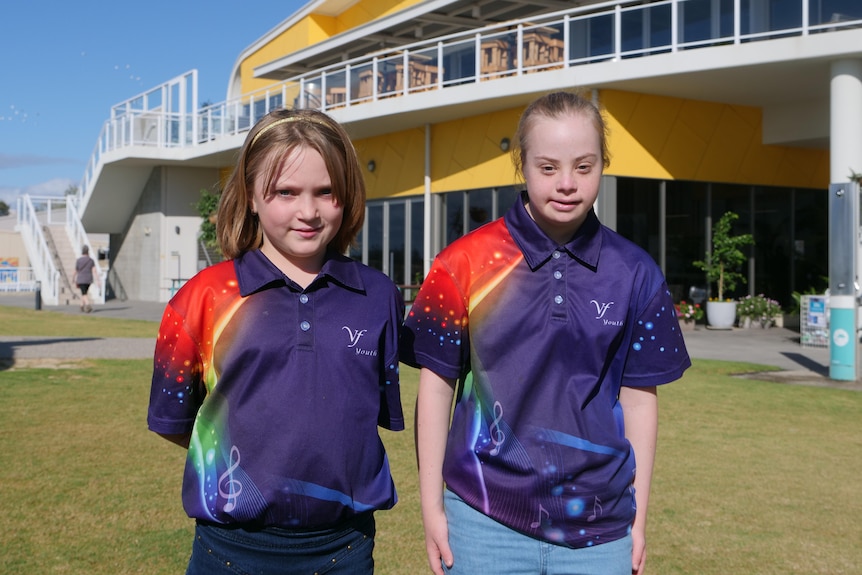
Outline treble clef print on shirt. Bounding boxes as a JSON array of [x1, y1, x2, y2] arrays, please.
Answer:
[[489, 401, 505, 456], [219, 445, 243, 513]]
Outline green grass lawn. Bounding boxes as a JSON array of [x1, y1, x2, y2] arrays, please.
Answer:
[[0, 305, 158, 338], [1, 308, 859, 574]]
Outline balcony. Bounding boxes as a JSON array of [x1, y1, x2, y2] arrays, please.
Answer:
[[79, 0, 862, 211]]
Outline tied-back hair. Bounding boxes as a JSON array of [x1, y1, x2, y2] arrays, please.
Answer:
[[512, 91, 611, 180], [217, 108, 366, 259]]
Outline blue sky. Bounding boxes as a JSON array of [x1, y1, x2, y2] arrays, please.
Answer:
[[0, 0, 305, 207]]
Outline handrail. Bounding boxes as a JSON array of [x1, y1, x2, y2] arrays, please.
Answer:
[[15, 196, 60, 305], [0, 267, 39, 293], [77, 0, 862, 209], [65, 201, 106, 304]]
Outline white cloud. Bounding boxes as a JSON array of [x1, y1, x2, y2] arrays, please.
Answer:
[[0, 178, 75, 205]]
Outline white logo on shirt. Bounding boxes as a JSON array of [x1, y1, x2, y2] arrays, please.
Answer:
[[342, 326, 367, 347], [591, 300, 615, 319], [343, 326, 378, 356]]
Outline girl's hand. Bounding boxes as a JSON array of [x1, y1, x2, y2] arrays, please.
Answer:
[[631, 527, 646, 574], [423, 505, 453, 574]]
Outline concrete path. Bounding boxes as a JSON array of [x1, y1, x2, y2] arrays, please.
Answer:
[[1, 293, 858, 390]]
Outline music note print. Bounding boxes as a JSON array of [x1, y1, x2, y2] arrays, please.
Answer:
[[218, 445, 243, 513], [530, 504, 550, 529], [587, 496, 602, 522], [488, 401, 505, 456]]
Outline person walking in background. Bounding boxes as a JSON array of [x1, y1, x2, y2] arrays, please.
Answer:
[[403, 91, 691, 575], [147, 108, 404, 575], [72, 245, 99, 313]]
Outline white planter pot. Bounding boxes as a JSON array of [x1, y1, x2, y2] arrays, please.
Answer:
[[706, 301, 737, 330]]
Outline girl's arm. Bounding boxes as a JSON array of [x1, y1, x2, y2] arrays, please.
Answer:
[[415, 367, 457, 575], [620, 385, 658, 575]]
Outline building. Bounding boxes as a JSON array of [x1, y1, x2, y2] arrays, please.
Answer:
[[34, 0, 862, 307]]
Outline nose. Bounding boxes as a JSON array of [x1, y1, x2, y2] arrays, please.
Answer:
[[296, 193, 319, 220], [557, 170, 577, 192]]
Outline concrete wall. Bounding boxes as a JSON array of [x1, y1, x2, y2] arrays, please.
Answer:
[[109, 166, 220, 302]]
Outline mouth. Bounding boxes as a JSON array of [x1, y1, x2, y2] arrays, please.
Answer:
[[551, 199, 579, 211], [294, 226, 323, 238]]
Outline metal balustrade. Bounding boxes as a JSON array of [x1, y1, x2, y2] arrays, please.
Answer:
[[15, 196, 60, 305], [79, 0, 862, 208]]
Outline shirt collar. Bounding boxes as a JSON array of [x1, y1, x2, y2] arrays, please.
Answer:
[[504, 191, 603, 271], [234, 249, 366, 296]]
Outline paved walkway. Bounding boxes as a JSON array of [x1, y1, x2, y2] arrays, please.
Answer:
[[1, 294, 858, 390]]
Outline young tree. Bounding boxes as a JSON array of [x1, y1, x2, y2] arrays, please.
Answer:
[[693, 211, 754, 301]]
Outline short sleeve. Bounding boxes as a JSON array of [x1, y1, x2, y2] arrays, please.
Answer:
[[622, 281, 691, 388], [147, 302, 207, 435], [400, 256, 470, 380]]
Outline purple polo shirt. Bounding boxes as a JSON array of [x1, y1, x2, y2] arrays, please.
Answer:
[[148, 249, 404, 529], [402, 196, 690, 548]]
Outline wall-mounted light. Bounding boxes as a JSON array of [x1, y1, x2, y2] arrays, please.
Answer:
[[367, 160, 376, 172], [175, 226, 181, 235], [500, 137, 511, 152], [143, 226, 152, 236]]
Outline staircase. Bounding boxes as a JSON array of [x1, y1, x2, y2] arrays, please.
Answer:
[[44, 223, 79, 306], [15, 195, 106, 306]]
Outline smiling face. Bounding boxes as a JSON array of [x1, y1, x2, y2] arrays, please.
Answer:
[[251, 145, 343, 279], [522, 111, 603, 245]]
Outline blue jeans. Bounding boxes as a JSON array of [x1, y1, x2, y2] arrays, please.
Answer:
[[443, 490, 632, 575], [186, 513, 376, 575]]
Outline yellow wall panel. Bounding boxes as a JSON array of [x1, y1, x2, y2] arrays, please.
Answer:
[[601, 92, 672, 178], [658, 119, 710, 179], [626, 93, 681, 157], [601, 89, 829, 189], [697, 106, 757, 182], [356, 129, 426, 199], [338, 1, 419, 34], [357, 107, 522, 198]]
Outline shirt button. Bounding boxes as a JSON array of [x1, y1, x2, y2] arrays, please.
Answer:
[[300, 321, 311, 331], [554, 295, 564, 305], [553, 270, 563, 280], [299, 294, 309, 304], [552, 251, 562, 259]]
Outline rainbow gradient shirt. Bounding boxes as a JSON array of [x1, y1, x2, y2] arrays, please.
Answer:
[[402, 197, 690, 548], [148, 249, 404, 529]]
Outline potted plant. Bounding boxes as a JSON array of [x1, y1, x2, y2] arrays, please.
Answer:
[[675, 300, 704, 331], [693, 211, 754, 329], [737, 294, 781, 328]]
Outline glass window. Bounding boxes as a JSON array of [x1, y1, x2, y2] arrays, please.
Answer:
[[446, 192, 465, 245], [793, 188, 829, 295], [497, 186, 521, 216], [410, 199, 425, 285], [389, 202, 406, 284], [752, 186, 792, 306], [367, 204, 384, 271], [666, 181, 708, 304], [468, 189, 493, 231], [809, 0, 862, 25], [616, 177, 661, 262]]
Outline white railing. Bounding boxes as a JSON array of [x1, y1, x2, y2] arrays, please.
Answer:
[[65, 201, 106, 305], [15, 196, 60, 305], [78, 0, 862, 208], [0, 267, 38, 293]]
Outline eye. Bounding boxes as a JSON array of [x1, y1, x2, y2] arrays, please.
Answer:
[[275, 188, 298, 197], [540, 164, 556, 174], [317, 188, 333, 196]]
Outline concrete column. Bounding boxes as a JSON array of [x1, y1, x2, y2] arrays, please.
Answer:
[[828, 59, 862, 382], [830, 59, 862, 182]]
